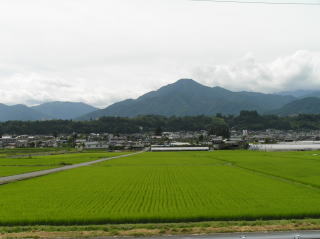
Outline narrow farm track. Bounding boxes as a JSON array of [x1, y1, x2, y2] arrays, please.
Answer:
[[0, 151, 145, 185], [0, 150, 77, 159], [213, 156, 320, 192], [5, 151, 74, 158]]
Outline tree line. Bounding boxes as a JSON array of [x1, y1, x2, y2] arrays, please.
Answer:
[[0, 111, 320, 136]]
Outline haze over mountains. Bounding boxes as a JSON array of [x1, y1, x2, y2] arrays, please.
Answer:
[[0, 102, 97, 122], [277, 90, 320, 98], [31, 102, 98, 120], [0, 104, 48, 122], [1, 79, 320, 122]]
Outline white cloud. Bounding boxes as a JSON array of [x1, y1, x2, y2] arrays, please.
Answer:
[[0, 62, 187, 107], [2, 51, 319, 108], [193, 50, 320, 93], [0, 0, 319, 107]]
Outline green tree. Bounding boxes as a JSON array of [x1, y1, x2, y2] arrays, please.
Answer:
[[208, 117, 230, 139], [154, 126, 163, 136]]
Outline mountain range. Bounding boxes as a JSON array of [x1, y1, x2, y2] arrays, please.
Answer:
[[1, 79, 320, 122], [79, 79, 297, 119], [0, 104, 48, 122], [277, 90, 320, 98], [0, 102, 97, 122], [268, 97, 320, 116], [31, 102, 98, 120]]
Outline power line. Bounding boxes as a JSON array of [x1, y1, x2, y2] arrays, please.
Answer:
[[192, 0, 320, 5]]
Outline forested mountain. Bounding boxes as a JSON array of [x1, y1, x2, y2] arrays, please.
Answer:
[[269, 97, 320, 116], [3, 79, 320, 122], [31, 101, 98, 119], [79, 79, 295, 119]]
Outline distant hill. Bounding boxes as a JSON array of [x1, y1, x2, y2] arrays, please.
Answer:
[[269, 97, 320, 116], [0, 104, 48, 122], [278, 90, 320, 98], [5, 80, 320, 121], [302, 91, 320, 99], [79, 79, 296, 119], [0, 101, 97, 122], [31, 101, 98, 120]]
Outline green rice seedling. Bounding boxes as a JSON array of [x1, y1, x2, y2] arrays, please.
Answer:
[[1, 152, 320, 225]]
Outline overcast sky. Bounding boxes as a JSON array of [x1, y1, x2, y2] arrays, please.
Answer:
[[0, 0, 319, 108]]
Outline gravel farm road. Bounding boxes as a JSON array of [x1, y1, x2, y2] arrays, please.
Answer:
[[0, 150, 145, 185], [131, 231, 320, 239]]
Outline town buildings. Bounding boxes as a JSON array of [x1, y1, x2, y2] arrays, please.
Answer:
[[1, 129, 320, 151]]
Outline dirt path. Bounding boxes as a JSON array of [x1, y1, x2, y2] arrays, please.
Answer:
[[1, 225, 320, 239], [0, 151, 144, 185]]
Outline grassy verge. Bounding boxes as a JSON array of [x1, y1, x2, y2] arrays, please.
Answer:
[[1, 219, 320, 238]]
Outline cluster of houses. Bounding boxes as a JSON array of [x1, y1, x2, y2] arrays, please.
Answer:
[[1, 129, 320, 151], [242, 129, 320, 143], [0, 135, 58, 148]]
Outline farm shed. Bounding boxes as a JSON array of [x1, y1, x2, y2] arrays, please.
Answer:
[[151, 146, 209, 152]]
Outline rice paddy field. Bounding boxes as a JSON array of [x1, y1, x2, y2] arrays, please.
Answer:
[[1, 150, 320, 225], [213, 151, 320, 187], [0, 151, 126, 177]]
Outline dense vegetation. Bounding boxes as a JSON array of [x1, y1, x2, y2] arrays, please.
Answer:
[[0, 115, 229, 135], [2, 151, 320, 225], [1, 111, 320, 135], [225, 111, 320, 130]]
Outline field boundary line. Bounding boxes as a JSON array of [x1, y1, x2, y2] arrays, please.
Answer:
[[214, 157, 320, 193], [2, 150, 78, 159], [0, 150, 145, 185]]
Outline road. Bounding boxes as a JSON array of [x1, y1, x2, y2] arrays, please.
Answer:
[[0, 151, 144, 185], [131, 231, 320, 239]]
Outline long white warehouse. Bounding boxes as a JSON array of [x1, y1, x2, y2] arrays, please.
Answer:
[[249, 142, 320, 151], [151, 146, 209, 152]]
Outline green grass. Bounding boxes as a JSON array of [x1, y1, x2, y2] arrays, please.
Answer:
[[0, 152, 126, 177], [1, 151, 320, 225]]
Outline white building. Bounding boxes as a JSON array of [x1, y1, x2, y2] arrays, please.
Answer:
[[151, 146, 209, 151], [84, 141, 109, 149], [249, 141, 320, 151]]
